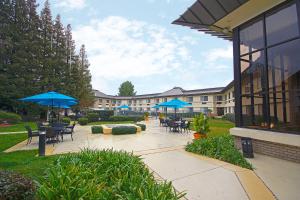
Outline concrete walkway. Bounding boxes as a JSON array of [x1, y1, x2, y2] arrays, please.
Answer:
[[6, 119, 275, 199]]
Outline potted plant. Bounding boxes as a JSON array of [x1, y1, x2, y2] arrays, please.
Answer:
[[193, 113, 209, 139], [144, 112, 149, 121]]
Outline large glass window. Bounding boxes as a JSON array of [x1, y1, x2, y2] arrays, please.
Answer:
[[266, 3, 299, 46], [240, 19, 264, 55], [237, 1, 300, 134]]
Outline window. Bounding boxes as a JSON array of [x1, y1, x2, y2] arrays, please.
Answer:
[[187, 96, 193, 102], [240, 19, 264, 55], [228, 93, 231, 99], [146, 99, 150, 103], [112, 100, 116, 104], [188, 107, 193, 113], [216, 96, 222, 101], [99, 99, 102, 103], [106, 100, 109, 103], [266, 3, 299, 46], [200, 96, 208, 101], [164, 98, 167, 102], [156, 99, 159, 103], [236, 1, 300, 133], [200, 107, 208, 114]]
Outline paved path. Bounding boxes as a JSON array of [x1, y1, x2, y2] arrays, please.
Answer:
[[6, 119, 274, 199]]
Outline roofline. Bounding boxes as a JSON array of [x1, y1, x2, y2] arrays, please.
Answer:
[[94, 84, 233, 99]]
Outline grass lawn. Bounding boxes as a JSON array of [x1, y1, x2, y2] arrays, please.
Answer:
[[0, 133, 27, 152], [0, 150, 59, 180], [208, 119, 234, 137], [88, 121, 134, 125], [0, 122, 37, 133]]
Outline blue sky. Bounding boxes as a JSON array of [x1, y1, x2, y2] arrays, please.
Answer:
[[37, 0, 233, 95]]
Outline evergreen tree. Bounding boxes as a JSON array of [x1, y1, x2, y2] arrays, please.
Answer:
[[40, 0, 54, 91], [77, 44, 94, 108], [118, 81, 136, 96]]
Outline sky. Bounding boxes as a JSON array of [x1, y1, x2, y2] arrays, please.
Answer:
[[37, 0, 233, 95]]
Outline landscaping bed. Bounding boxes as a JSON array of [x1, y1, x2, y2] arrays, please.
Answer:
[[186, 135, 252, 169], [38, 149, 184, 199]]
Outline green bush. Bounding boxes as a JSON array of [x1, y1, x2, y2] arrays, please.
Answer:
[[0, 170, 36, 200], [112, 126, 137, 135], [62, 117, 71, 124], [109, 115, 143, 122], [136, 123, 146, 131], [0, 111, 22, 124], [37, 149, 184, 199], [87, 112, 99, 122], [78, 117, 88, 125], [99, 110, 114, 121], [222, 113, 235, 123], [91, 126, 103, 134], [186, 135, 252, 169]]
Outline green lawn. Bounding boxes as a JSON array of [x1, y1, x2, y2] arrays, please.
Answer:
[[208, 119, 234, 137], [88, 121, 134, 125], [0, 150, 59, 180], [0, 133, 27, 152], [0, 122, 37, 133]]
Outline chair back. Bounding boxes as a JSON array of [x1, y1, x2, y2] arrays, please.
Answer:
[[25, 126, 32, 137], [46, 127, 56, 138]]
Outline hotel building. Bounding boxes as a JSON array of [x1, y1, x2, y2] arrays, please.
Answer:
[[93, 81, 234, 116], [174, 0, 300, 162]]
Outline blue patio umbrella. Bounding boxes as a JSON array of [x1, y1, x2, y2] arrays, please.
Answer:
[[152, 105, 160, 109], [20, 91, 77, 121], [159, 99, 191, 117], [118, 105, 129, 109]]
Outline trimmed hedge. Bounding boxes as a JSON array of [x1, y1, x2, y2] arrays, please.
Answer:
[[0, 111, 22, 124], [109, 115, 143, 122], [136, 123, 146, 131], [185, 135, 252, 169], [222, 113, 235, 123], [91, 126, 103, 134], [0, 170, 36, 200], [37, 149, 184, 199], [62, 117, 71, 124], [78, 117, 88, 125], [99, 110, 114, 121], [87, 113, 99, 122], [112, 126, 137, 135]]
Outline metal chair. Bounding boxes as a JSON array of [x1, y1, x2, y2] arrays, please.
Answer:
[[25, 126, 39, 144], [45, 127, 58, 146], [61, 122, 76, 141]]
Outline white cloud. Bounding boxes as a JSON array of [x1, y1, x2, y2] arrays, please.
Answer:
[[56, 0, 86, 9], [73, 16, 192, 90], [205, 46, 233, 63]]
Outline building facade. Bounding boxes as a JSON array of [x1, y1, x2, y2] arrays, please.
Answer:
[[174, 0, 300, 162], [93, 82, 234, 116]]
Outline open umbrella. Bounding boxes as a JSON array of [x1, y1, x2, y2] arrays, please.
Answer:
[[159, 99, 191, 118], [20, 91, 78, 122], [118, 105, 129, 109]]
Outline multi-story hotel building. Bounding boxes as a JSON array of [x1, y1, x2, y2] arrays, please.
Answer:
[[93, 82, 234, 116], [174, 0, 300, 162]]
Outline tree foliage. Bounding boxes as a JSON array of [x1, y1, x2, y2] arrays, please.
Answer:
[[118, 81, 136, 96], [0, 0, 94, 113]]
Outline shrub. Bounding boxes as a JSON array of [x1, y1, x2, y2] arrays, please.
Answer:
[[62, 117, 71, 124], [186, 135, 252, 169], [193, 113, 209, 134], [144, 112, 149, 117], [91, 126, 103, 134], [0, 170, 36, 200], [78, 117, 88, 125], [0, 111, 22, 124], [223, 113, 235, 123], [37, 149, 184, 199], [99, 110, 114, 121], [87, 112, 99, 122], [109, 115, 143, 122], [112, 126, 137, 135], [136, 123, 146, 131]]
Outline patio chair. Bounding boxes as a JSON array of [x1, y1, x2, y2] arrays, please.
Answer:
[[61, 122, 76, 141], [25, 126, 39, 144], [180, 120, 190, 133], [45, 127, 58, 146], [159, 118, 165, 126]]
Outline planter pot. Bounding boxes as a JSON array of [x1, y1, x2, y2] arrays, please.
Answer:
[[193, 132, 207, 139]]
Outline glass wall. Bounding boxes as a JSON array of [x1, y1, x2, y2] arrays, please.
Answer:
[[237, 1, 300, 133]]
